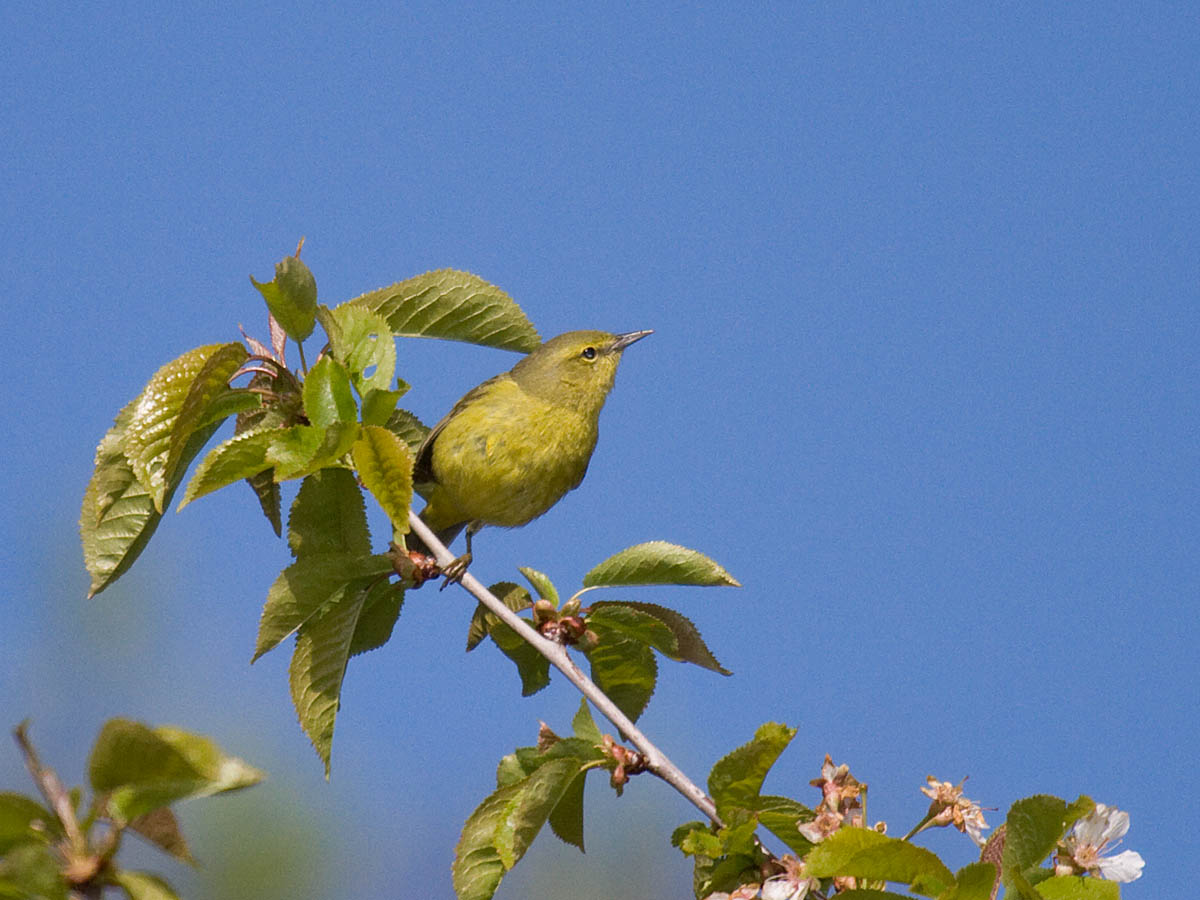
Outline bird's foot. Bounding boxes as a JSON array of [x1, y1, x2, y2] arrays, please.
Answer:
[[439, 552, 473, 590]]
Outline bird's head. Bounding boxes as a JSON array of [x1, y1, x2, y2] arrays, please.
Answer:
[[512, 329, 652, 412]]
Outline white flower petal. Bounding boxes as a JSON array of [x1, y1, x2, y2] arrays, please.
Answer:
[[1097, 849, 1144, 883]]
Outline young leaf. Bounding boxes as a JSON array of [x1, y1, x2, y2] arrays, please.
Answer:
[[452, 757, 584, 900], [128, 807, 194, 864], [804, 827, 955, 897], [582, 541, 741, 588], [266, 422, 359, 481], [88, 719, 263, 823], [348, 269, 540, 353], [110, 870, 182, 900], [254, 554, 391, 661], [360, 388, 405, 426], [302, 356, 357, 427], [162, 342, 249, 484], [287, 468, 370, 558], [0, 793, 58, 853], [384, 407, 430, 455], [570, 699, 603, 744], [584, 632, 657, 722], [178, 427, 276, 510], [707, 722, 796, 816], [1002, 795, 1080, 881], [589, 600, 730, 674], [322, 304, 396, 394], [467, 582, 532, 651], [250, 255, 317, 343], [123, 344, 242, 511], [518, 567, 558, 604], [351, 425, 414, 533], [942, 862, 1000, 900], [1036, 875, 1120, 900], [288, 585, 370, 776], [754, 795, 815, 857], [0, 843, 68, 900]]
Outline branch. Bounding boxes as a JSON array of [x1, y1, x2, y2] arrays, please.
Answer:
[[407, 511, 723, 828]]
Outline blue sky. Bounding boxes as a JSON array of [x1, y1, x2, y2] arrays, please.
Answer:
[[2, 3, 1195, 898]]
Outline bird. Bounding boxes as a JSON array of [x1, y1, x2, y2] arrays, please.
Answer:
[[408, 329, 651, 583]]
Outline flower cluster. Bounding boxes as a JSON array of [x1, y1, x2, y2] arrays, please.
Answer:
[[919, 776, 989, 846], [1055, 803, 1145, 883]]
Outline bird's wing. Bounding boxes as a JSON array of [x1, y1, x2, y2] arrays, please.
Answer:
[[413, 373, 509, 484]]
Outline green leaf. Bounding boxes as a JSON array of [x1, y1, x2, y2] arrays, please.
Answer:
[[88, 719, 263, 823], [1002, 795, 1077, 877], [584, 632, 657, 722], [829, 890, 923, 900], [162, 343, 249, 485], [128, 807, 194, 864], [254, 554, 392, 661], [236, 371, 293, 536], [1036, 875, 1120, 900], [0, 843, 68, 900], [588, 602, 729, 672], [805, 827, 954, 897], [193, 386, 263, 427], [675, 825, 723, 858], [251, 255, 317, 342], [288, 585, 371, 776], [179, 427, 277, 510], [123, 344, 242, 511], [111, 869, 182, 900], [707, 722, 796, 817], [518, 567, 558, 604], [467, 582, 532, 651], [489, 621, 552, 696], [547, 771, 587, 852], [361, 388, 405, 426], [0, 793, 58, 853], [348, 578, 404, 657], [570, 699, 602, 744], [302, 356, 357, 427], [352, 425, 414, 534], [942, 862, 1000, 900], [754, 795, 815, 857], [452, 757, 582, 900], [287, 468, 371, 558], [81, 400, 218, 597], [384, 407, 430, 456], [321, 304, 396, 394], [582, 541, 741, 588], [267, 422, 359, 480], [586, 603, 678, 654], [348, 269, 540, 352]]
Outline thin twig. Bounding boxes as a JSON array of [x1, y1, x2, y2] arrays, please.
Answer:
[[14, 722, 87, 852], [407, 512, 723, 828]]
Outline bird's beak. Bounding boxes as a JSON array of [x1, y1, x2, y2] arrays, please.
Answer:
[[611, 330, 653, 351]]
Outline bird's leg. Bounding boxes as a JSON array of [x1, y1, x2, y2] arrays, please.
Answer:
[[439, 522, 478, 590]]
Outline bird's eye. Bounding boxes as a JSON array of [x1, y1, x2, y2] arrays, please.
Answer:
[[581, 347, 597, 360]]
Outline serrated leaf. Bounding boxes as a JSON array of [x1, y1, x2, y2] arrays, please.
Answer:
[[805, 827, 954, 897], [1002, 795, 1075, 876], [289, 586, 369, 776], [287, 468, 370, 558], [547, 770, 587, 852], [194, 386, 263, 427], [254, 554, 392, 661], [570, 700, 602, 744], [179, 427, 276, 510], [452, 757, 581, 900], [586, 603, 679, 655], [302, 356, 357, 427], [754, 795, 815, 857], [589, 600, 731, 674], [128, 807, 193, 864], [583, 541, 740, 588], [584, 632, 657, 722], [163, 343, 248, 484], [82, 401, 218, 597], [111, 869, 182, 900], [518, 567, 558, 603], [267, 422, 359, 480], [322, 304, 396, 394], [385, 407, 430, 456], [348, 269, 540, 352], [1036, 875, 1120, 900], [348, 578, 404, 657], [489, 621, 552, 696], [467, 582, 532, 651], [123, 344, 240, 511], [0, 793, 58, 853], [251, 255, 317, 342], [361, 388, 404, 426], [88, 719, 263, 823], [707, 722, 796, 816], [942, 862, 999, 900], [676, 826, 723, 858], [352, 425, 414, 533]]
